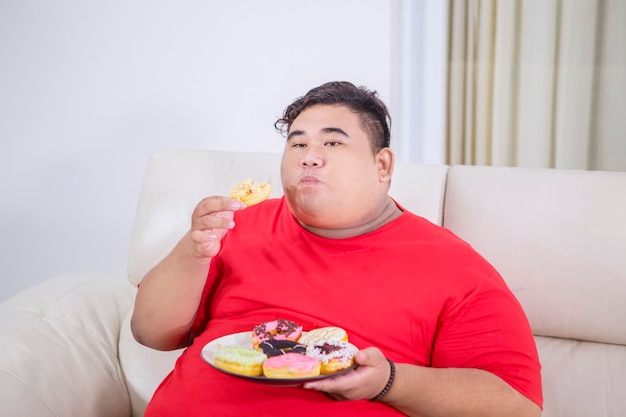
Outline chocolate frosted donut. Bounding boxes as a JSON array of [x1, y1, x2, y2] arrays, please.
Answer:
[[259, 340, 307, 357]]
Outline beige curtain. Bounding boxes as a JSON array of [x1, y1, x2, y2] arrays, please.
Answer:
[[446, 0, 626, 171]]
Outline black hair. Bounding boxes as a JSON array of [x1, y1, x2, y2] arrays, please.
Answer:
[[275, 81, 391, 153]]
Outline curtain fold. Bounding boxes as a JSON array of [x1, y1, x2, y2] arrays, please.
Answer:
[[490, 0, 517, 166], [446, 0, 626, 171]]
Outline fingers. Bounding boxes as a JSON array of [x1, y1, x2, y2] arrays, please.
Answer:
[[192, 196, 246, 227], [191, 197, 244, 231], [354, 347, 387, 367], [303, 367, 361, 399], [186, 196, 246, 261], [194, 210, 235, 231]]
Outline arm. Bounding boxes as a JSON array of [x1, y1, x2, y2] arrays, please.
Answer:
[[130, 196, 246, 351], [305, 348, 541, 417]]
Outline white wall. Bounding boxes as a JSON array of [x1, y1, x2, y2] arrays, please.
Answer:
[[0, 0, 396, 300]]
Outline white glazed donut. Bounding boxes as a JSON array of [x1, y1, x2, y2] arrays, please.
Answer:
[[306, 340, 358, 374]]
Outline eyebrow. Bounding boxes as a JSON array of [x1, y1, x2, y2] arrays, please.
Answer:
[[287, 127, 349, 141]]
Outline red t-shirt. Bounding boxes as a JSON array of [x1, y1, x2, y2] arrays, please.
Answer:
[[145, 198, 542, 416]]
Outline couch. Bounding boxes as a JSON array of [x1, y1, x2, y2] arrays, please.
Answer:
[[1, 149, 625, 417]]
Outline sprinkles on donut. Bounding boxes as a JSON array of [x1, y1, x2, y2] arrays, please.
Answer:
[[252, 319, 303, 350], [306, 340, 359, 374]]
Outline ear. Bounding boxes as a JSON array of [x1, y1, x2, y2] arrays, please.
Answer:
[[375, 147, 395, 184]]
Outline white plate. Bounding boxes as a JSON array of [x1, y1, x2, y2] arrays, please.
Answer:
[[201, 331, 357, 386]]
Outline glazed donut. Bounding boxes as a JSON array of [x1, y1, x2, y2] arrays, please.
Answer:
[[306, 340, 358, 374], [259, 340, 307, 357], [229, 178, 272, 207], [252, 319, 303, 350], [262, 352, 321, 379], [298, 326, 348, 347], [214, 346, 267, 377]]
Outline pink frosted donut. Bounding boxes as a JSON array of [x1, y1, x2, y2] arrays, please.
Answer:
[[262, 352, 321, 378], [252, 319, 303, 350]]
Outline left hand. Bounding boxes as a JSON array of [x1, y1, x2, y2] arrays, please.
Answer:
[[303, 347, 392, 401]]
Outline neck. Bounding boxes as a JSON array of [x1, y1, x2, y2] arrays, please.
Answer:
[[300, 197, 403, 239]]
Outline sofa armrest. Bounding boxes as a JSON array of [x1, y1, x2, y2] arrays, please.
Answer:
[[0, 273, 135, 417]]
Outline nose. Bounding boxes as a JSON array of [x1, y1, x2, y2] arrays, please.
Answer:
[[301, 146, 324, 167]]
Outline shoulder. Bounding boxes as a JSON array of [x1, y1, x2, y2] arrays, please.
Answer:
[[390, 210, 503, 280], [389, 210, 471, 248]]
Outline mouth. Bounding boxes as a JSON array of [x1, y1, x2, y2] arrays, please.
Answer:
[[299, 175, 321, 185]]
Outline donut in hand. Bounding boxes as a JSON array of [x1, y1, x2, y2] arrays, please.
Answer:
[[229, 179, 272, 206], [306, 340, 358, 374]]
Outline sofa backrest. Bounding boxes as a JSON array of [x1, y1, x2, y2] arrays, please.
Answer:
[[443, 165, 626, 417]]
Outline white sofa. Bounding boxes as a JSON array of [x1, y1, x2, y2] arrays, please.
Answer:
[[1, 149, 625, 417]]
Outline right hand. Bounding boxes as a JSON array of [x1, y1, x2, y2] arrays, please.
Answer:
[[186, 196, 246, 263]]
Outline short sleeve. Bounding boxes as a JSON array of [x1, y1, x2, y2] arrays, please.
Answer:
[[431, 269, 543, 408]]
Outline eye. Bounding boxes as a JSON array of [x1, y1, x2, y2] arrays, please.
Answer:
[[291, 142, 306, 148], [325, 141, 341, 147]]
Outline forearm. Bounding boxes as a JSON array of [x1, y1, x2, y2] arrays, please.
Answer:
[[131, 232, 211, 351], [383, 365, 541, 417]]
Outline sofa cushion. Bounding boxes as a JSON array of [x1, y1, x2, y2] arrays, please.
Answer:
[[536, 335, 626, 417]]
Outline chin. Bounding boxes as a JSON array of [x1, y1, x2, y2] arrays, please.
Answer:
[[287, 194, 347, 224], [291, 205, 334, 227]]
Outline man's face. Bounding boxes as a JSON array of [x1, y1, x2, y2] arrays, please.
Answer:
[[280, 104, 392, 231]]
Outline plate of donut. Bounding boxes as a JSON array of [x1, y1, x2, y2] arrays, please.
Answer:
[[201, 329, 359, 386]]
